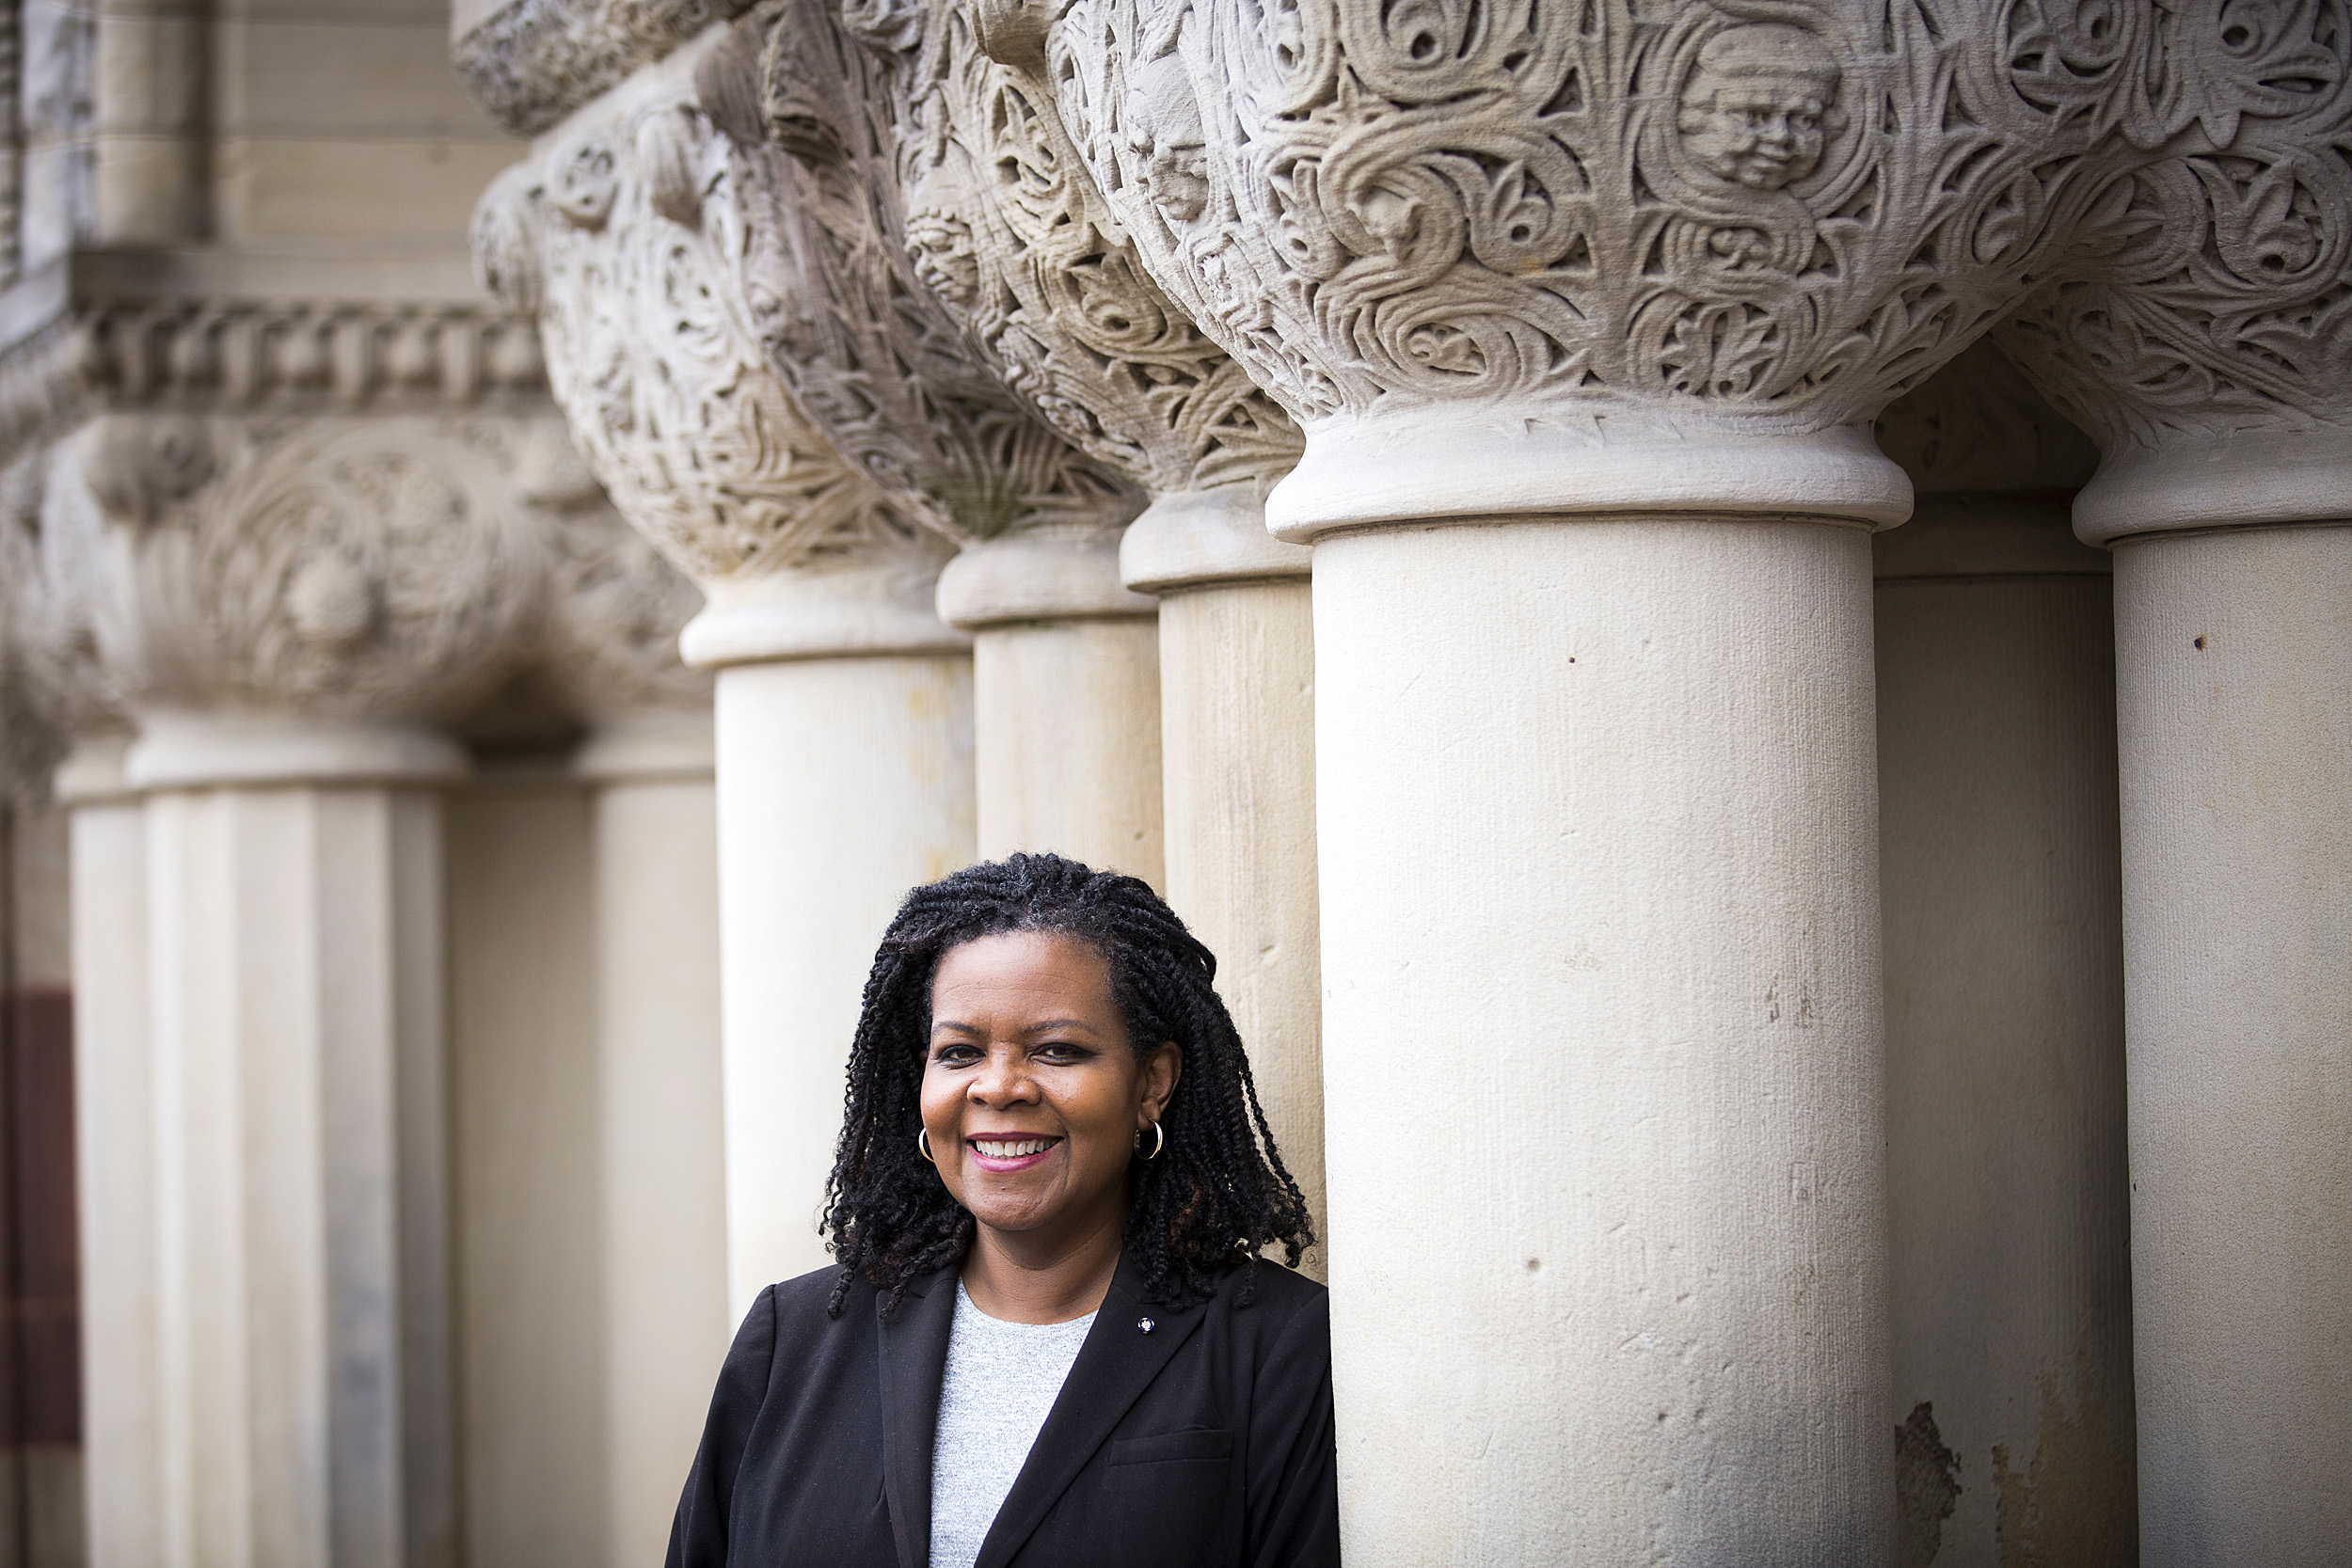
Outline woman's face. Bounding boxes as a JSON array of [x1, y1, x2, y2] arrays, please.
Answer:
[[922, 930, 1180, 1247]]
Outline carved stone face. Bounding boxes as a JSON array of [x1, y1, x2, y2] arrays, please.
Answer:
[[1124, 55, 1211, 229], [1676, 24, 1841, 192], [906, 211, 981, 308]]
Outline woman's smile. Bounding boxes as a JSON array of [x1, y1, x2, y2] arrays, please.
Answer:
[[967, 1133, 1064, 1171]]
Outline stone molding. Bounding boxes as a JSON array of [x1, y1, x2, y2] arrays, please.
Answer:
[[453, 0, 760, 136], [0, 251, 550, 475], [698, 0, 1145, 547], [933, 528, 1156, 629]]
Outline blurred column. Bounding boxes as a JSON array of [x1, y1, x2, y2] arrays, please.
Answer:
[[573, 712, 724, 1565], [48, 409, 548, 1568], [56, 738, 158, 1568]]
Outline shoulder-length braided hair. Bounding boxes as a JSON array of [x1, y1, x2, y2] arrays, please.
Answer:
[[822, 852, 1313, 1317]]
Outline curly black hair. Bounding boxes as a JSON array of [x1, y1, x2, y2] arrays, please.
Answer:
[[821, 852, 1313, 1317]]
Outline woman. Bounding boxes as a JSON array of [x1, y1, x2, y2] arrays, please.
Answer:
[[668, 853, 1338, 1567]]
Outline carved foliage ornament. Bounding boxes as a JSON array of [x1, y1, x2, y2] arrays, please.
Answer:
[[474, 86, 939, 588], [1994, 1, 2352, 449], [705, 0, 1145, 540], [1044, 0, 2203, 436], [843, 0, 1303, 498], [51, 415, 548, 724]]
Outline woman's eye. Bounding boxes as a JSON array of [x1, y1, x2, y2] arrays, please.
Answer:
[[1034, 1042, 1090, 1063], [933, 1043, 980, 1065]]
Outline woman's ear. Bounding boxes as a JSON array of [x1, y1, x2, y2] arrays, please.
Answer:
[[1139, 1040, 1182, 1122]]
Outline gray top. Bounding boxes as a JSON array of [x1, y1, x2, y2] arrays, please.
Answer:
[[930, 1280, 1098, 1568]]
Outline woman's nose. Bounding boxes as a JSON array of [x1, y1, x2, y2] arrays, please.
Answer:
[[968, 1049, 1037, 1104]]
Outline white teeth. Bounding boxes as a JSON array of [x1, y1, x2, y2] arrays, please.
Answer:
[[973, 1138, 1054, 1159]]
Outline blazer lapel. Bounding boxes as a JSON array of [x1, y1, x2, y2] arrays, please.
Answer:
[[876, 1270, 958, 1568], [973, 1258, 1212, 1568]]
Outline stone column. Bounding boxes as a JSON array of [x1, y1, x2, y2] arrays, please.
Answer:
[[1041, 4, 2111, 1558], [50, 410, 545, 1568], [846, 0, 1323, 1223], [698, 6, 1170, 881], [55, 739, 160, 1568], [1870, 345, 2136, 1566], [1997, 55, 2352, 1551], [474, 56, 977, 1307], [540, 495, 729, 1562], [1122, 500, 1322, 1268]]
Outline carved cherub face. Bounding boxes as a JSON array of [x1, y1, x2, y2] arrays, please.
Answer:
[[1124, 54, 1211, 230], [1677, 24, 1842, 192], [906, 211, 981, 308]]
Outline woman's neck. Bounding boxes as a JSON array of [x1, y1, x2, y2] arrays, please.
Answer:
[[961, 1191, 1126, 1324]]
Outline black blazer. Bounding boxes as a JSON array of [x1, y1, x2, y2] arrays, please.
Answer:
[[666, 1250, 1340, 1568]]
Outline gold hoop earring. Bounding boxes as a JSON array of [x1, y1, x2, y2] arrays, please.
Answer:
[[916, 1128, 934, 1164], [1135, 1120, 1164, 1162]]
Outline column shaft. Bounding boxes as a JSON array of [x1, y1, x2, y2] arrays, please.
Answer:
[[2112, 523, 2351, 1566], [1875, 502, 2135, 1566], [579, 719, 728, 1566], [64, 749, 160, 1568], [1155, 579, 1322, 1268], [144, 776, 453, 1568], [1313, 515, 1891, 1565], [971, 618, 1163, 883], [713, 654, 975, 1309]]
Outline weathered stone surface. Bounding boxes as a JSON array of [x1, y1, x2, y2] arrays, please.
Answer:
[[699, 0, 1146, 546]]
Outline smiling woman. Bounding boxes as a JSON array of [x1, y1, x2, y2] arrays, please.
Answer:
[[667, 853, 1335, 1568]]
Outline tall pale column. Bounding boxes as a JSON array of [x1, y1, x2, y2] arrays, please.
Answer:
[[2101, 519, 2348, 1563], [569, 713, 727, 1564], [938, 532, 1163, 881], [700, 597, 976, 1303], [45, 408, 545, 1568], [1123, 493, 1322, 1269], [1994, 54, 2352, 1555], [1042, 1, 2116, 1555], [475, 63, 978, 1307], [133, 721, 460, 1568], [57, 739, 159, 1568]]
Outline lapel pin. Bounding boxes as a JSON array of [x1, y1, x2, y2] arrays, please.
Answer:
[[1136, 1317, 1155, 1334]]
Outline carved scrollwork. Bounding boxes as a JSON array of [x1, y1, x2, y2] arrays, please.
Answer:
[[473, 79, 943, 591], [701, 0, 1148, 542], [1044, 0, 2157, 440], [1994, 1, 2352, 451], [48, 414, 548, 725], [843, 0, 1304, 500]]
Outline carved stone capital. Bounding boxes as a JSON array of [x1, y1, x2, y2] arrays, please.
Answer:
[[47, 412, 552, 745], [453, 0, 759, 135], [1037, 0, 2168, 538], [845, 0, 1304, 509], [1992, 4, 2352, 543], [473, 45, 969, 665], [695, 0, 1147, 555]]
